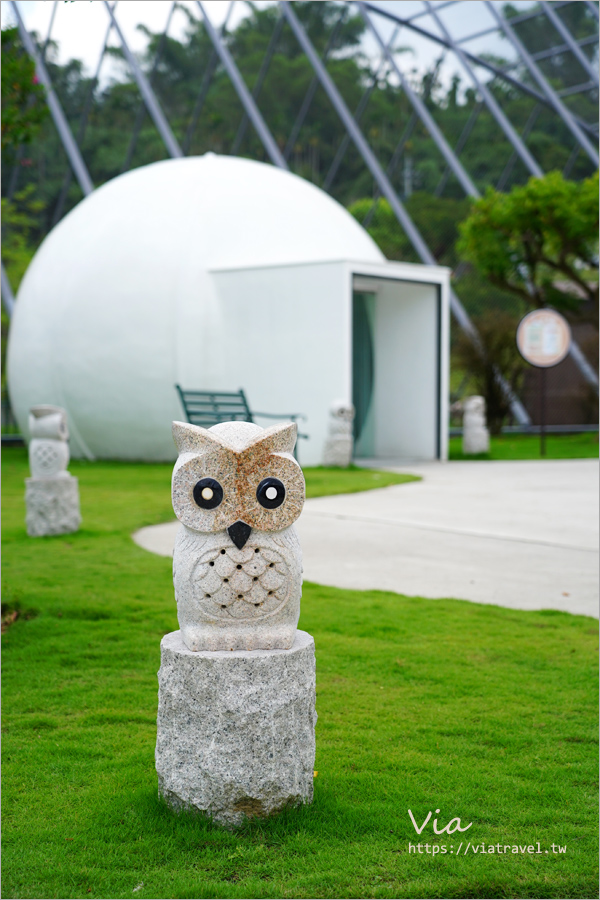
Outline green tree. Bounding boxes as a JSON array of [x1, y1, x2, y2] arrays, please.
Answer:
[[456, 170, 599, 321], [1, 26, 48, 156]]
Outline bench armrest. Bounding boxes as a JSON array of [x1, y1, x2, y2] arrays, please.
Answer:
[[252, 411, 306, 422]]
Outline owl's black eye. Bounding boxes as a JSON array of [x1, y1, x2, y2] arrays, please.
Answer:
[[193, 478, 223, 510], [256, 477, 285, 509]]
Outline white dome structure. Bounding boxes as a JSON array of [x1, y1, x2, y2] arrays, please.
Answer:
[[7, 154, 385, 461]]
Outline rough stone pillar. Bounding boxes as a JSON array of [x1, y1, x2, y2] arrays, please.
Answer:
[[156, 629, 316, 828], [25, 476, 81, 537]]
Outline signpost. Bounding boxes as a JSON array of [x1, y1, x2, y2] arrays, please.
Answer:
[[516, 309, 572, 456]]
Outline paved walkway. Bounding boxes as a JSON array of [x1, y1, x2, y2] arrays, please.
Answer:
[[133, 459, 599, 618]]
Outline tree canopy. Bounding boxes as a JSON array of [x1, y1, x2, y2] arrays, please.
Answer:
[[456, 170, 599, 318]]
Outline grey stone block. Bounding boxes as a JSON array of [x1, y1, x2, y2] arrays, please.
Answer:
[[156, 629, 317, 828], [25, 476, 81, 537]]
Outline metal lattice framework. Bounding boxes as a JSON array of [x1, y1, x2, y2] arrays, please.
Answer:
[[3, 0, 599, 425]]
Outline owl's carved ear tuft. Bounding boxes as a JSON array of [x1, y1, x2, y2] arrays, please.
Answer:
[[172, 421, 227, 454], [247, 421, 298, 456]]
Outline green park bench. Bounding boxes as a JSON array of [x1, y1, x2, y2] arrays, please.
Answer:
[[175, 385, 308, 459]]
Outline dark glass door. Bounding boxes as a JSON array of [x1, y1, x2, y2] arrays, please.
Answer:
[[352, 291, 375, 455]]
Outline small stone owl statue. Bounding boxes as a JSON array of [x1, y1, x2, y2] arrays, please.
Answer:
[[28, 405, 71, 479], [171, 420, 305, 652], [322, 400, 355, 467], [462, 395, 490, 455]]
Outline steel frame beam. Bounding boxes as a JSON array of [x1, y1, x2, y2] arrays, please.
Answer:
[[51, 3, 118, 228], [121, 1, 177, 173], [362, 1, 598, 140], [283, 5, 350, 162], [485, 1, 599, 166], [102, 0, 182, 158], [530, 34, 599, 65], [557, 80, 598, 98], [406, 0, 458, 24], [1, 263, 16, 317], [7, 0, 59, 200], [11, 0, 94, 196], [322, 25, 400, 193], [423, 0, 544, 178], [197, 1, 288, 169], [456, 0, 574, 43], [362, 112, 418, 228], [540, 0, 598, 83], [182, 1, 234, 156], [231, 10, 285, 156], [280, 0, 530, 424], [359, 3, 479, 197], [280, 0, 441, 262], [434, 101, 484, 197], [584, 0, 599, 19], [495, 104, 542, 192], [563, 143, 580, 177]]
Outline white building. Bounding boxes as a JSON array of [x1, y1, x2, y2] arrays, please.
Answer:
[[7, 154, 449, 465]]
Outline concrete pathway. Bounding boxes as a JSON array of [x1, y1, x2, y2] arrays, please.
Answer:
[[133, 459, 599, 618]]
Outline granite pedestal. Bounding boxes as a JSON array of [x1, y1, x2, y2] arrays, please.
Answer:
[[25, 476, 81, 537], [156, 629, 316, 828]]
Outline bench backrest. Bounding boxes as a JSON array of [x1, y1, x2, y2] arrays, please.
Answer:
[[175, 385, 253, 428]]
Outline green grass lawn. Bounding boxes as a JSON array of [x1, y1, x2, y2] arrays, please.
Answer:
[[2, 447, 598, 899], [449, 431, 599, 461], [303, 465, 419, 496]]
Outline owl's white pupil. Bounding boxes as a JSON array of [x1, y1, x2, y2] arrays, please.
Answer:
[[201, 487, 214, 501], [265, 486, 278, 500]]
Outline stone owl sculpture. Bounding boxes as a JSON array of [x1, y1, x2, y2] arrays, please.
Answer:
[[171, 419, 305, 652], [28, 405, 70, 479]]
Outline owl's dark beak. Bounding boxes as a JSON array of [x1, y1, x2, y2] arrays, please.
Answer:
[[227, 521, 252, 550]]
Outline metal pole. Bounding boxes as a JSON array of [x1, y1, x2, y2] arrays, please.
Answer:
[[1, 263, 16, 318], [495, 105, 542, 193], [530, 33, 599, 65], [562, 143, 580, 178], [540, 366, 546, 456], [121, 1, 177, 173], [182, 1, 235, 156], [11, 0, 94, 196], [361, 1, 598, 141], [434, 101, 484, 197], [7, 0, 59, 200], [362, 113, 418, 228], [283, 5, 350, 162], [322, 26, 400, 193], [485, 1, 599, 166], [584, 0, 599, 19], [541, 0, 598, 83], [197, 1, 288, 169], [358, 2, 480, 198], [103, 0, 182, 158], [51, 3, 118, 227], [280, 0, 529, 425], [231, 11, 286, 155], [280, 0, 437, 261], [568, 339, 599, 391], [424, 0, 544, 177]]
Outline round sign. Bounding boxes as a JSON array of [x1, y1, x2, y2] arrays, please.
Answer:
[[516, 309, 571, 368]]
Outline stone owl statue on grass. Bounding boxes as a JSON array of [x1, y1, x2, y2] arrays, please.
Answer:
[[171, 420, 305, 652]]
